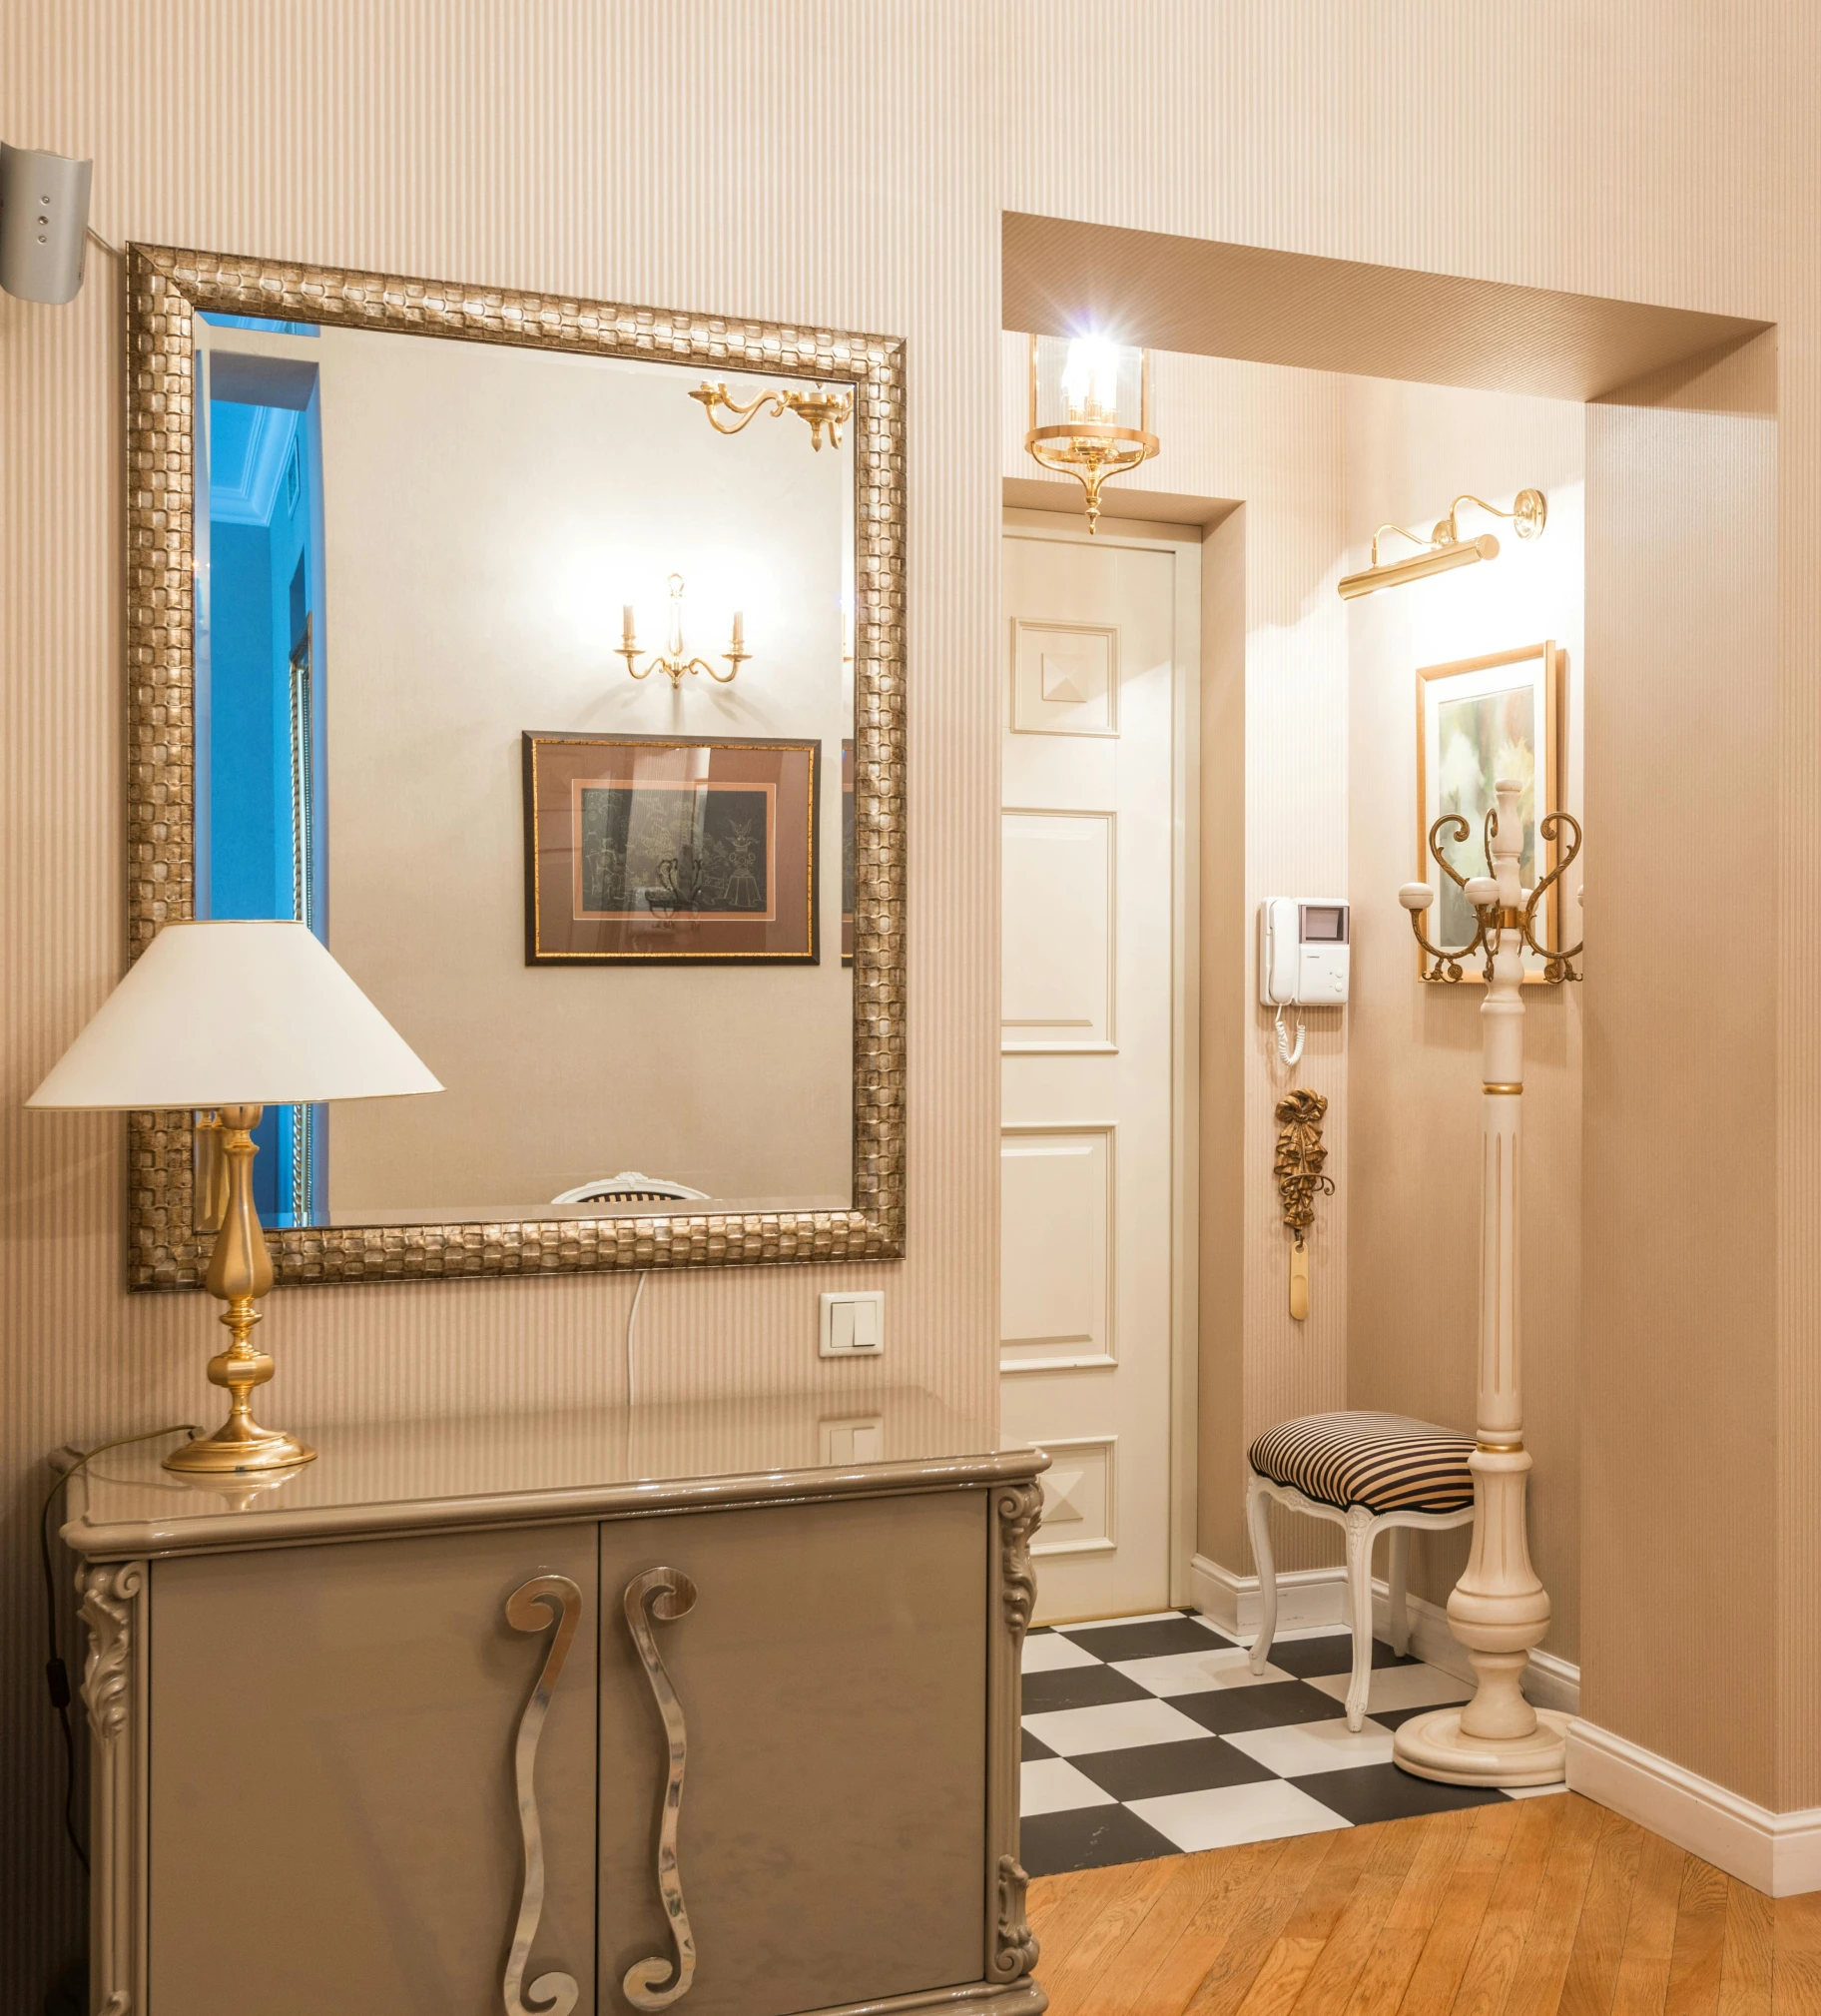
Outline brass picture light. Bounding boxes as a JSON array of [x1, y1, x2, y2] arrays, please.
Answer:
[[1338, 489, 1547, 600]]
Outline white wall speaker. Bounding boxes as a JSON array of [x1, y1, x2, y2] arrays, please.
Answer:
[[0, 144, 94, 305]]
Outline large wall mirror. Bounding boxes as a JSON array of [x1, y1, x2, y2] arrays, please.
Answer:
[[125, 246, 904, 1287]]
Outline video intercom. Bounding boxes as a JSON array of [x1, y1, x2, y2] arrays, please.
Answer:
[[1258, 898, 1351, 1008]]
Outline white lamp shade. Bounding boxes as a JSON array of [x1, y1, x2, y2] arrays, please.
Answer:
[[27, 921, 443, 1110]]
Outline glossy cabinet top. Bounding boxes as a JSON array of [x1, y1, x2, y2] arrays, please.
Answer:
[[61, 1384, 1038, 1560]]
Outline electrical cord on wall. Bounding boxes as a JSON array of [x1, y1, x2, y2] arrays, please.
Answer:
[[624, 1271, 649, 1410], [40, 1425, 198, 1870]]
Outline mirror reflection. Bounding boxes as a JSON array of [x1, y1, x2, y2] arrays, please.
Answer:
[[193, 313, 856, 1227]]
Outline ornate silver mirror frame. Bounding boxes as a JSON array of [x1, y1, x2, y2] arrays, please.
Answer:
[[124, 244, 905, 1289]]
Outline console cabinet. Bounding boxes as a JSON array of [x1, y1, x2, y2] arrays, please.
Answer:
[[65, 1395, 1046, 2016]]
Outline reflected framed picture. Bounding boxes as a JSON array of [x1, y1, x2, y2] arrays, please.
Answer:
[[522, 732, 821, 964], [1416, 641, 1561, 985]]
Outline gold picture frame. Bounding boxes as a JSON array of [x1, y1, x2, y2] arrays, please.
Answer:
[[124, 243, 905, 1287], [1415, 641, 1562, 985]]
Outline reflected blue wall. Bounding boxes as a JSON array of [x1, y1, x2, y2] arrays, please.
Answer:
[[200, 364, 326, 1222], [209, 516, 286, 917]]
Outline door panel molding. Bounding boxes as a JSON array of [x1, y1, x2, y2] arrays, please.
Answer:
[[1010, 618, 1121, 738], [1026, 1436, 1117, 1558], [1000, 807, 1116, 1053], [999, 1124, 1116, 1374]]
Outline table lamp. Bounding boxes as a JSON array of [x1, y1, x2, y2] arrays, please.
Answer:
[[28, 921, 441, 1475]]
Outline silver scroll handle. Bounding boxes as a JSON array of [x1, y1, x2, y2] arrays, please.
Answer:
[[503, 1574, 583, 2016], [622, 1565, 700, 2011]]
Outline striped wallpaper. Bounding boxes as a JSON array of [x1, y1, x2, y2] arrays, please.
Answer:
[[4, 1, 1819, 1995]]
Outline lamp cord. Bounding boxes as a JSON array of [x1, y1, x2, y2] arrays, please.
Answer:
[[625, 1271, 649, 1410], [40, 1424, 199, 1871]]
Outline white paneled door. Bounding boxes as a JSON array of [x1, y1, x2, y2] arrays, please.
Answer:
[[1001, 519, 1196, 1625]]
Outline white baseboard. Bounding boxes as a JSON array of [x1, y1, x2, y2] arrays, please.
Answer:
[[1567, 1719, 1821, 1896], [1189, 1553, 1580, 1715], [1190, 1553, 1348, 1637]]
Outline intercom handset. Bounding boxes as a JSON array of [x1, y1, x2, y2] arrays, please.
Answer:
[[1259, 899, 1350, 1065]]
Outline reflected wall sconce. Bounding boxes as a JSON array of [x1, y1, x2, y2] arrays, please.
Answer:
[[690, 379, 852, 450], [1023, 334, 1160, 532], [619, 574, 751, 687], [1337, 489, 1547, 600]]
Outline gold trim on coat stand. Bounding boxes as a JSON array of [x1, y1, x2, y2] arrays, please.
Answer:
[[1404, 804, 1584, 988]]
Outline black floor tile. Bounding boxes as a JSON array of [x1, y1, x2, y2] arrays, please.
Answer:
[[1020, 1662, 1151, 1714], [1070, 1735, 1275, 1803], [1059, 1616, 1233, 1664], [1292, 1763, 1509, 1823], [1019, 1802, 1181, 1878], [1263, 1633, 1419, 1680], [1021, 1727, 1056, 1761], [1163, 1680, 1348, 1735]]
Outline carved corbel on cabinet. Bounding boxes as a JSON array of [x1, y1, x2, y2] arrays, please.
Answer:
[[987, 1482, 1043, 1987], [996, 1481, 1041, 1649], [79, 1561, 147, 2016]]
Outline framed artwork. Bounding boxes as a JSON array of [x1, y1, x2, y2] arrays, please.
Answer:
[[522, 732, 821, 964], [1416, 642, 1561, 984]]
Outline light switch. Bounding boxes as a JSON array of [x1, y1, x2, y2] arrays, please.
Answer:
[[820, 1289, 885, 1358]]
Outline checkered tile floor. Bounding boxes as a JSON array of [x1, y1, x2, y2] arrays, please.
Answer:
[[1019, 1610, 1563, 1876]]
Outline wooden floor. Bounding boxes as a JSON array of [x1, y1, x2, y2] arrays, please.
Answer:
[[1025, 1793, 1821, 2016]]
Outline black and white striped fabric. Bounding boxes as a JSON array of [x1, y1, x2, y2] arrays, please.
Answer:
[[1248, 1411, 1475, 1516]]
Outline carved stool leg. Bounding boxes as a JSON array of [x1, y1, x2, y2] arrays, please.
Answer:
[[1388, 1525, 1411, 1657], [1246, 1473, 1277, 1674], [1343, 1507, 1375, 1731]]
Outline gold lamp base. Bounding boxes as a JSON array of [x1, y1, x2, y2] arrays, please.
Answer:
[[163, 1102, 317, 1476], [164, 1416, 315, 1475]]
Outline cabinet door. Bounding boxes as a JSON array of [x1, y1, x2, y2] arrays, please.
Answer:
[[599, 1490, 986, 2016], [148, 1522, 598, 2016]]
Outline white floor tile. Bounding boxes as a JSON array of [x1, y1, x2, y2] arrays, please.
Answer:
[[1019, 1757, 1118, 1816], [1222, 1717, 1396, 1777], [1021, 1697, 1211, 1758], [1505, 1781, 1570, 1799], [1112, 1648, 1292, 1696], [1022, 1634, 1104, 1675], [1127, 1779, 1353, 1853], [1307, 1664, 1470, 1713]]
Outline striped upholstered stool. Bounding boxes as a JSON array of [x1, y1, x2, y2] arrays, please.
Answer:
[[1245, 1412, 1477, 1730]]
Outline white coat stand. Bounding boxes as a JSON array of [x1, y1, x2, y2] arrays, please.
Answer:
[[1391, 777, 1581, 1786]]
